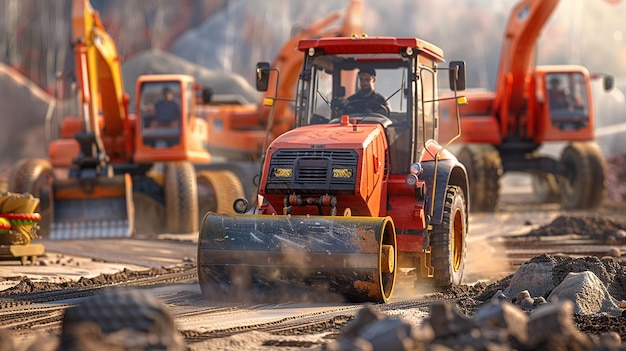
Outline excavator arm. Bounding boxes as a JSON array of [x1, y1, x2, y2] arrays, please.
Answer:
[[491, 0, 621, 139], [491, 0, 560, 137], [448, 0, 622, 213], [71, 0, 133, 169], [203, 0, 363, 161], [258, 0, 364, 143], [29, 0, 136, 239]]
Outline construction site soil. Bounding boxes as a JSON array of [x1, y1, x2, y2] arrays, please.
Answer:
[[2, 206, 626, 350]]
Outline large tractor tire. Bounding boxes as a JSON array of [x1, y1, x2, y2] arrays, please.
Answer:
[[431, 186, 467, 289], [558, 143, 595, 210], [197, 170, 245, 218], [530, 173, 560, 204], [457, 144, 502, 212], [7, 158, 54, 237], [164, 162, 198, 234]]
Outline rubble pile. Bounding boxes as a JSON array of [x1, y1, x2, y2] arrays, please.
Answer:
[[524, 215, 626, 240], [10, 288, 186, 351], [325, 253, 626, 351], [324, 300, 615, 351], [496, 254, 626, 315]]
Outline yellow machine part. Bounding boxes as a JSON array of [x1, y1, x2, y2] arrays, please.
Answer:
[[49, 174, 133, 239], [0, 192, 41, 245], [197, 213, 397, 303]]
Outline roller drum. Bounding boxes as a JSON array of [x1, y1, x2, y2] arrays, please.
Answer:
[[198, 213, 397, 303]]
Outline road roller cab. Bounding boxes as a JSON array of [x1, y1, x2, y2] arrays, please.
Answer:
[[198, 36, 470, 303]]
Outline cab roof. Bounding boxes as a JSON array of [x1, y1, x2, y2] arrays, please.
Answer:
[[297, 36, 445, 63]]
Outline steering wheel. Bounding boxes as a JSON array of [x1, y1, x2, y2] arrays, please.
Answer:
[[342, 99, 390, 117]]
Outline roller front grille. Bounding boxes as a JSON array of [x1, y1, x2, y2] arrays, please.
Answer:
[[266, 149, 358, 193]]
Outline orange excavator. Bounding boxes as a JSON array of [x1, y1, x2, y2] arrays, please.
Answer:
[[7, 0, 364, 239], [199, 0, 364, 162], [198, 36, 470, 303], [8, 0, 240, 239], [439, 0, 615, 211]]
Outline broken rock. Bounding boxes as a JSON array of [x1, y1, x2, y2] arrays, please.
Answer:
[[548, 271, 622, 316]]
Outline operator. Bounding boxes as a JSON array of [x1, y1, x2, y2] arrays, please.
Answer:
[[152, 87, 181, 127], [342, 67, 391, 115], [548, 77, 582, 111]]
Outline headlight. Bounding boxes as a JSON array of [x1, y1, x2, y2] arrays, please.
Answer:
[[273, 168, 292, 177], [263, 97, 275, 107], [409, 162, 423, 176], [333, 168, 353, 178], [405, 173, 419, 187]]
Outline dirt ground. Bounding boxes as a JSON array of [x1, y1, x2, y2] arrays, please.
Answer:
[[3, 209, 626, 350], [446, 209, 626, 343]]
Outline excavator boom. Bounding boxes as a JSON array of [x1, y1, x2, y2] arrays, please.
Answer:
[[203, 0, 364, 161], [439, 0, 614, 212], [492, 0, 559, 136], [72, 0, 133, 159], [259, 0, 365, 140], [37, 0, 135, 239]]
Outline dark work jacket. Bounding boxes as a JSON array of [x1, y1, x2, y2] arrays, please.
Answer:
[[347, 90, 391, 110], [155, 100, 180, 123]]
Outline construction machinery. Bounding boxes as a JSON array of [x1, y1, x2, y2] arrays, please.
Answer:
[[198, 35, 469, 303], [439, 0, 614, 211], [200, 0, 364, 163], [7, 0, 242, 239], [0, 192, 44, 265]]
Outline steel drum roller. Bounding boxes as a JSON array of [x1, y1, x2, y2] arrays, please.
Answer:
[[197, 213, 397, 303]]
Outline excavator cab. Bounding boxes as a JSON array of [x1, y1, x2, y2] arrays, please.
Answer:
[[544, 71, 590, 132], [533, 66, 612, 143], [133, 74, 211, 164], [139, 82, 183, 148]]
